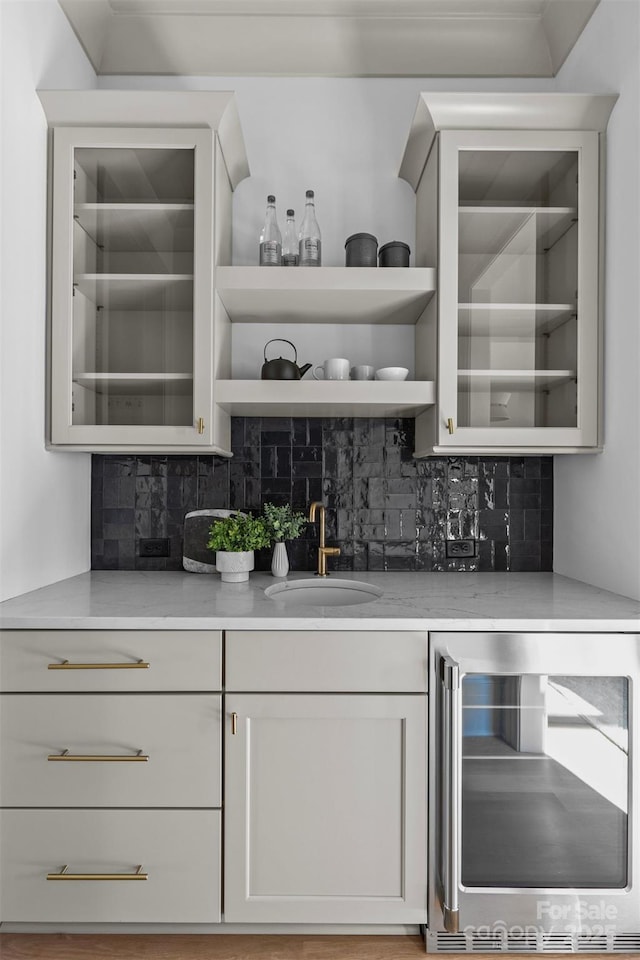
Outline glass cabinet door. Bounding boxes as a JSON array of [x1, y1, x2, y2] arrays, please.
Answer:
[[461, 673, 628, 889], [439, 130, 599, 449], [50, 128, 213, 446]]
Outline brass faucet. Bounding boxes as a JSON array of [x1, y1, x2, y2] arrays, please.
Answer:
[[308, 501, 341, 577]]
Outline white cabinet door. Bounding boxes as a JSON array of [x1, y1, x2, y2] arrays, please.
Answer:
[[49, 126, 217, 448], [224, 693, 427, 923], [431, 128, 600, 453]]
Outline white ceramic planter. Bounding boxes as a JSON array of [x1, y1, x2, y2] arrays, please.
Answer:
[[215, 550, 255, 583], [271, 541, 289, 578]]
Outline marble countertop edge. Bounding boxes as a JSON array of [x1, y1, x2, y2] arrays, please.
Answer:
[[1, 570, 639, 630]]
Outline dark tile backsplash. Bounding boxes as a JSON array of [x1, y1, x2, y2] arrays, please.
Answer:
[[92, 417, 553, 573]]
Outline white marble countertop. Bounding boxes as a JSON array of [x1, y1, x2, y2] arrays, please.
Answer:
[[1, 570, 639, 631]]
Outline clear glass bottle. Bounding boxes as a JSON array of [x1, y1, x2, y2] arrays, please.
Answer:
[[298, 189, 321, 267], [259, 195, 282, 266], [282, 209, 299, 266]]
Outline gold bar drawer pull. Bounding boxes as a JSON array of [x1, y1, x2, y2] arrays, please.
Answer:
[[47, 865, 148, 881], [48, 749, 149, 763], [48, 659, 150, 671]]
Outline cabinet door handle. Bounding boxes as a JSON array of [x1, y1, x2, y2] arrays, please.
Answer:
[[447, 417, 455, 435], [47, 865, 147, 881], [48, 659, 150, 670], [48, 749, 149, 762], [231, 711, 238, 735], [197, 417, 205, 434]]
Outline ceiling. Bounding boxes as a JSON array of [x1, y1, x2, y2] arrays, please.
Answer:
[[59, 0, 600, 77]]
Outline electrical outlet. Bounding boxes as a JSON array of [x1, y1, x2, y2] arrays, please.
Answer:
[[445, 539, 476, 559], [139, 538, 170, 558]]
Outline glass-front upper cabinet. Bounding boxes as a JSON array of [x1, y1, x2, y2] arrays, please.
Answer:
[[50, 127, 215, 447], [438, 129, 599, 451]]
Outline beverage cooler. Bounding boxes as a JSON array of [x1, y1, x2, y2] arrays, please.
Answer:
[[428, 632, 640, 954]]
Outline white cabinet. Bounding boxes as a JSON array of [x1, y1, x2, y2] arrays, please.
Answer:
[[224, 630, 427, 924], [39, 91, 249, 454], [400, 93, 617, 455], [0, 629, 223, 923]]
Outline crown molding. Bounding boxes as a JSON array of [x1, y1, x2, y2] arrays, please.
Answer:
[[59, 0, 599, 77]]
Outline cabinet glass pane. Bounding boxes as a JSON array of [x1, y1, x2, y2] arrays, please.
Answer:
[[461, 674, 628, 888], [457, 150, 578, 430], [71, 147, 195, 427]]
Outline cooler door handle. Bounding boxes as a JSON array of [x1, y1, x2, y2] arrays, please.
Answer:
[[441, 655, 460, 933]]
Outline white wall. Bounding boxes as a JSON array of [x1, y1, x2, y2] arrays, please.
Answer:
[[554, 0, 640, 600], [0, 1, 96, 601], [100, 75, 554, 268]]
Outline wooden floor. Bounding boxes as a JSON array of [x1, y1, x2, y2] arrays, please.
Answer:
[[0, 934, 621, 959], [0, 935, 424, 959]]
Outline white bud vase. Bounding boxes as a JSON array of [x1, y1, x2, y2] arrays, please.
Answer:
[[271, 541, 289, 578]]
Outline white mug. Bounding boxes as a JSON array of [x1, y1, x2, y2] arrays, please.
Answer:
[[351, 365, 375, 381], [313, 358, 350, 381]]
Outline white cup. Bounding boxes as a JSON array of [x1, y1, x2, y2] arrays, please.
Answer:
[[351, 365, 375, 381], [313, 358, 350, 381]]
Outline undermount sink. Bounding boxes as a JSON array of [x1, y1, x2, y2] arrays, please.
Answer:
[[265, 578, 383, 607]]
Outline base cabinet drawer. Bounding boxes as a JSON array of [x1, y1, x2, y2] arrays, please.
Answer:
[[0, 694, 221, 807], [0, 631, 222, 692], [226, 631, 427, 692], [0, 810, 221, 922]]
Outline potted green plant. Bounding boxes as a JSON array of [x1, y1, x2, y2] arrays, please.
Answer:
[[263, 502, 308, 577], [207, 514, 270, 582]]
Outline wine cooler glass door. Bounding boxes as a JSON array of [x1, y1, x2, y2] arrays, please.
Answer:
[[431, 632, 639, 943]]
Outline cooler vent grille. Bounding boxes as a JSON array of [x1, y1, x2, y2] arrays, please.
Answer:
[[428, 930, 640, 954]]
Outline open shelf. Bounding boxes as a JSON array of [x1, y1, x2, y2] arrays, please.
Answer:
[[75, 274, 193, 310], [216, 266, 436, 325], [458, 302, 575, 337], [215, 379, 435, 417], [459, 206, 577, 254], [74, 203, 194, 251], [458, 370, 576, 392], [74, 373, 193, 396]]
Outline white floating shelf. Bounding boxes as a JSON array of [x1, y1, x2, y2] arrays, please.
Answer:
[[459, 206, 577, 254], [458, 302, 575, 337], [74, 373, 193, 396], [74, 203, 194, 252], [215, 379, 435, 417], [216, 266, 436, 325], [75, 273, 193, 310], [458, 369, 576, 392]]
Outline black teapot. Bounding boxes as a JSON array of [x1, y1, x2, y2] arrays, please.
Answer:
[[261, 339, 312, 380]]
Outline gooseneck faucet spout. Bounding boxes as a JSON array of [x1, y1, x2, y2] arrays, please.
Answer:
[[308, 501, 341, 577]]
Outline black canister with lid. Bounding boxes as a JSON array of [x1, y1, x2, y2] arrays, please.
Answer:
[[379, 241, 410, 267], [345, 232, 378, 267]]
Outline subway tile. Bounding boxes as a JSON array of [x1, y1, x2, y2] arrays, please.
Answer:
[[307, 477, 323, 504], [510, 540, 541, 559], [230, 417, 245, 449], [510, 556, 541, 572], [276, 446, 291, 478], [261, 430, 291, 447], [92, 436, 553, 575], [307, 420, 323, 445], [292, 460, 323, 479], [244, 418, 261, 445]]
